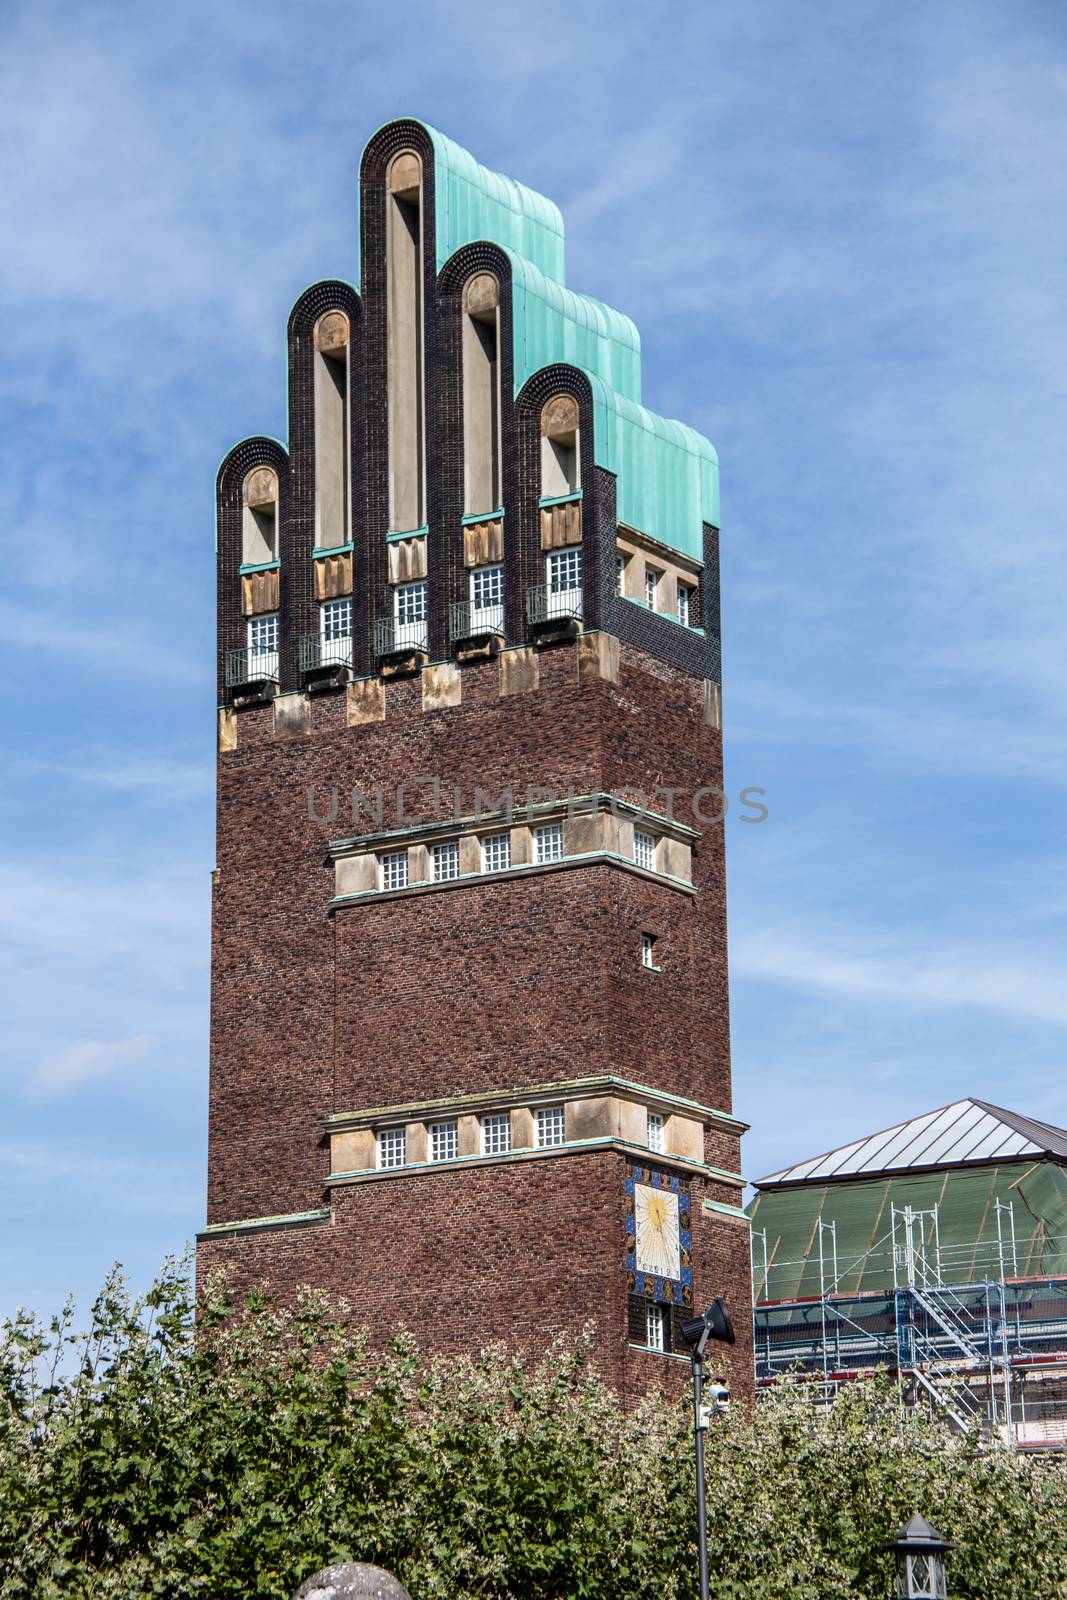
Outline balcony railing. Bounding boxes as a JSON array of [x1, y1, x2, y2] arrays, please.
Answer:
[[449, 600, 505, 642], [299, 633, 353, 673], [373, 616, 428, 658], [225, 646, 279, 687], [526, 584, 583, 628]]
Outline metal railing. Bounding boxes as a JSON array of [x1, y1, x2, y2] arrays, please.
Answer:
[[526, 584, 583, 627], [449, 600, 505, 642], [225, 647, 278, 687], [299, 633, 352, 673], [373, 616, 427, 658]]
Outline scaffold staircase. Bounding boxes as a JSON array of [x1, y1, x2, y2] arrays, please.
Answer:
[[892, 1205, 1012, 1444]]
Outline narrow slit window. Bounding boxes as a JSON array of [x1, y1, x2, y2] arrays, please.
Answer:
[[645, 568, 660, 610], [641, 933, 657, 969], [313, 313, 350, 550], [677, 582, 692, 628], [646, 1111, 665, 1153], [386, 153, 425, 533], [616, 554, 626, 596], [463, 274, 501, 516]]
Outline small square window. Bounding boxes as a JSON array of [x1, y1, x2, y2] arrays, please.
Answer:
[[677, 584, 692, 628], [377, 1127, 406, 1170], [429, 1120, 458, 1163], [646, 1111, 665, 1153], [645, 568, 660, 610], [481, 1113, 512, 1155], [634, 831, 655, 871], [641, 933, 657, 969], [646, 1303, 669, 1352], [481, 832, 511, 873], [381, 850, 409, 891], [432, 840, 460, 882], [534, 822, 564, 864], [535, 1104, 565, 1148]]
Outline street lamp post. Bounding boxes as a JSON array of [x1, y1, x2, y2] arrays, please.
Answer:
[[680, 1298, 736, 1600], [888, 1513, 955, 1599]]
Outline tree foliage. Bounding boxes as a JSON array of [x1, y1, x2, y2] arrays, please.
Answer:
[[1, 1258, 1065, 1599]]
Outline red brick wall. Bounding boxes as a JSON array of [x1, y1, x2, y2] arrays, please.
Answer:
[[204, 636, 751, 1399]]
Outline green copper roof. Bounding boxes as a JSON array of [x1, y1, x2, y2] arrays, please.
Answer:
[[357, 120, 719, 560]]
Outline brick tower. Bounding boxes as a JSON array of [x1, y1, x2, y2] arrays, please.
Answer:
[[198, 119, 752, 1400]]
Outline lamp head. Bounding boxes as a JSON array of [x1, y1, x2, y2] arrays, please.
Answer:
[[680, 1297, 736, 1357]]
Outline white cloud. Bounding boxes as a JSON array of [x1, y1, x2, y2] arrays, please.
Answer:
[[25, 1033, 153, 1102]]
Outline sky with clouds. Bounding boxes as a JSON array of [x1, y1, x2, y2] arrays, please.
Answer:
[[1, 0, 1064, 1318]]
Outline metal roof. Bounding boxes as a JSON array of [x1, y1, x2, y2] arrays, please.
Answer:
[[351, 120, 718, 561], [755, 1098, 1067, 1190]]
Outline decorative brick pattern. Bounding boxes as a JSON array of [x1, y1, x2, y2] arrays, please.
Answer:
[[205, 120, 748, 1402]]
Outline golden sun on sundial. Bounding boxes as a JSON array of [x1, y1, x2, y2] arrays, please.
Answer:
[[634, 1183, 681, 1279]]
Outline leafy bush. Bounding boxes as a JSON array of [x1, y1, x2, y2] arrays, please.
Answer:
[[1, 1258, 1064, 1598]]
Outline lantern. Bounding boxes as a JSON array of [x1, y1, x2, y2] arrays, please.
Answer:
[[888, 1513, 954, 1598]]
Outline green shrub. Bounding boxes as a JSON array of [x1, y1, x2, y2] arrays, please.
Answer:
[[1, 1258, 1064, 1599]]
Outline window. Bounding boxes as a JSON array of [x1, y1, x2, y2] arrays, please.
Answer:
[[646, 1111, 665, 1153], [242, 468, 278, 565], [534, 822, 564, 864], [431, 840, 460, 882], [535, 1105, 565, 1148], [377, 1127, 406, 1170], [634, 830, 655, 871], [463, 274, 501, 515], [314, 312, 350, 549], [320, 597, 352, 665], [540, 395, 580, 497], [641, 933, 657, 969], [470, 563, 504, 632], [381, 850, 409, 891], [616, 554, 626, 596], [677, 583, 692, 628], [646, 1303, 669, 1353], [481, 1113, 512, 1155], [481, 832, 511, 873], [247, 612, 279, 678], [544, 545, 583, 622], [645, 567, 660, 610], [386, 152, 425, 534], [394, 579, 428, 649], [429, 1119, 458, 1163]]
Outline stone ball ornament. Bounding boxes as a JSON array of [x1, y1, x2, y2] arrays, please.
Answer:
[[292, 1563, 413, 1600]]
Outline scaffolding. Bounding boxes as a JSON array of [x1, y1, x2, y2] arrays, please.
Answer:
[[753, 1200, 1067, 1448]]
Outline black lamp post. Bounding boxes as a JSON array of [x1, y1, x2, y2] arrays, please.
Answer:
[[680, 1298, 735, 1600], [888, 1513, 955, 1599]]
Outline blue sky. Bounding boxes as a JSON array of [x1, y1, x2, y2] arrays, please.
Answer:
[[1, 0, 1065, 1318]]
